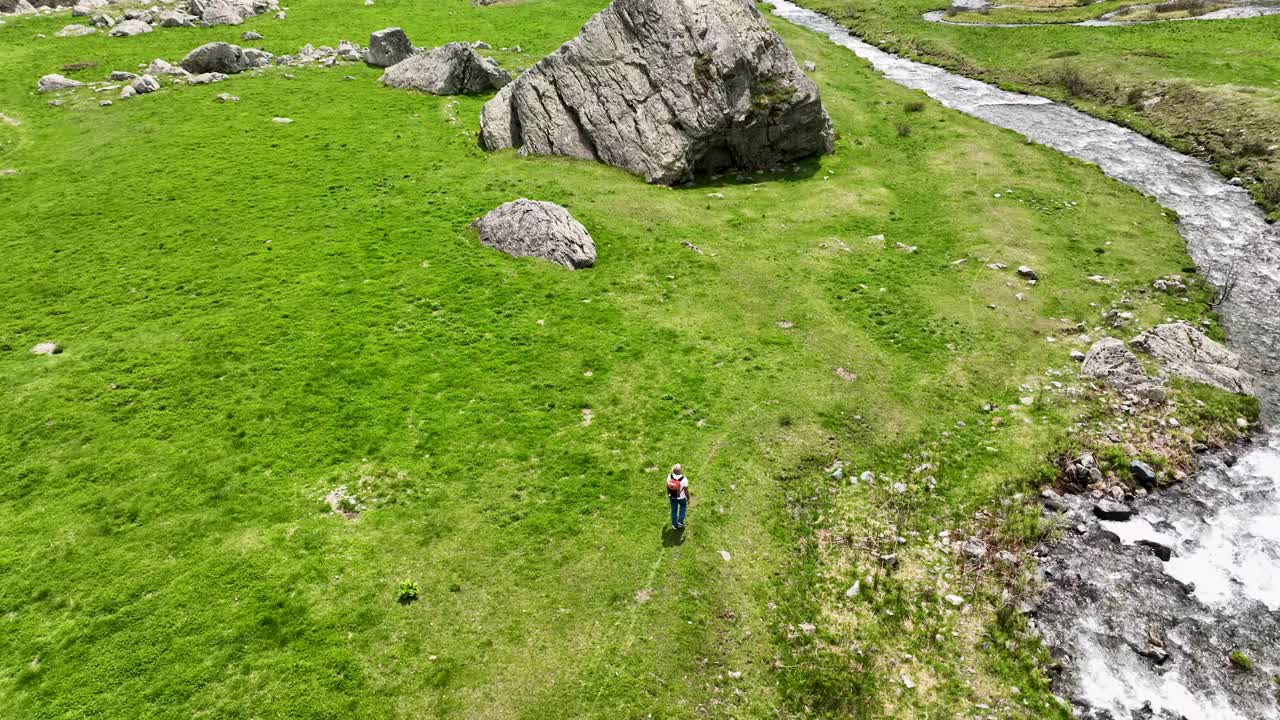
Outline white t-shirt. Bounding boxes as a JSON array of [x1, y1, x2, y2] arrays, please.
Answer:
[[670, 474, 688, 500]]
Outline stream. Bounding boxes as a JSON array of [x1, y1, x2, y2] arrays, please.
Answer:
[[765, 1, 1280, 716], [920, 2, 1280, 28]]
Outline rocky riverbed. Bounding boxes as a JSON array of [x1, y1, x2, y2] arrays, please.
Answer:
[[767, 1, 1280, 716]]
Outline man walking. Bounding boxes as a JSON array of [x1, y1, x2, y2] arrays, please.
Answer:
[[666, 464, 689, 530]]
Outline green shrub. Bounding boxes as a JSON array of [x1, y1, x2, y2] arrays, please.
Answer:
[[904, 100, 925, 113], [396, 579, 420, 605], [896, 123, 912, 137], [1230, 650, 1252, 670]]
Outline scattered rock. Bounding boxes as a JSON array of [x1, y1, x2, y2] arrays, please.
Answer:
[[380, 42, 510, 95], [479, 0, 833, 184], [1129, 461, 1157, 486], [1131, 322, 1253, 395], [108, 18, 152, 36], [271, 116, 292, 123], [1017, 265, 1039, 281], [944, 594, 965, 607], [189, 72, 229, 84], [156, 9, 197, 27], [834, 367, 857, 382], [129, 74, 160, 94], [1070, 349, 1086, 362], [30, 342, 61, 355], [719, 549, 731, 562], [55, 23, 95, 36], [118, 84, 136, 99], [37, 74, 83, 92], [473, 40, 491, 50], [1092, 499, 1134, 521], [215, 92, 239, 102], [365, 26, 413, 68], [109, 70, 137, 81], [242, 29, 262, 40], [469, 199, 596, 269], [99, 99, 111, 106], [802, 60, 816, 72]]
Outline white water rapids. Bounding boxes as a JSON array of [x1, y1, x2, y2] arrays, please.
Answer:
[[765, 1, 1280, 716]]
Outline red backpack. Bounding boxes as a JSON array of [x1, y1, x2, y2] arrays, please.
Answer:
[[667, 475, 683, 499]]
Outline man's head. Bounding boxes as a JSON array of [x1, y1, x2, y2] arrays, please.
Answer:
[[672, 463, 683, 476]]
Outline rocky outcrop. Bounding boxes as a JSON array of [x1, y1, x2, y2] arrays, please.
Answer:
[[1081, 338, 1151, 392], [479, 0, 833, 184], [470, 199, 596, 269], [129, 74, 160, 94], [180, 42, 271, 74], [365, 27, 413, 68], [381, 43, 510, 95], [1132, 322, 1254, 395], [156, 10, 197, 27]]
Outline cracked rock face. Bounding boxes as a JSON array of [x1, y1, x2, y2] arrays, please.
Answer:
[[365, 27, 413, 68], [479, 0, 834, 184], [470, 199, 596, 269], [1133, 322, 1254, 395], [381, 43, 510, 95], [1081, 338, 1156, 393]]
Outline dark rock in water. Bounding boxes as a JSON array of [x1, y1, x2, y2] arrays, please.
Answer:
[[365, 27, 413, 68], [469, 199, 596, 269], [1093, 500, 1134, 521], [1137, 538, 1173, 561], [381, 43, 509, 95], [479, 0, 834, 184], [1130, 461, 1157, 486]]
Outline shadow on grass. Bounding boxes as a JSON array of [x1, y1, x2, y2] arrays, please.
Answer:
[[661, 525, 685, 547]]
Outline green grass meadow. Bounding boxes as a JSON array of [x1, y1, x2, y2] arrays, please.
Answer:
[[0, 1, 1246, 717]]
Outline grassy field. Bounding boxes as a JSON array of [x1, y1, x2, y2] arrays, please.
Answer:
[[0, 1, 1255, 718], [797, 0, 1280, 218]]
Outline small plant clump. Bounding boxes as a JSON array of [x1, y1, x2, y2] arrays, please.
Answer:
[[396, 579, 420, 605], [904, 100, 926, 113], [896, 122, 913, 137], [1230, 650, 1253, 670]]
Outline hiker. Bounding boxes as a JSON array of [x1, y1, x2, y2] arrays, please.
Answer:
[[666, 464, 689, 529]]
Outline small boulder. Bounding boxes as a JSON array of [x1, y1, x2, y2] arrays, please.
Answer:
[[109, 70, 138, 81], [108, 19, 153, 36], [1138, 539, 1173, 562], [381, 42, 510, 95], [1129, 461, 1157, 486], [1092, 499, 1134, 521], [1017, 265, 1039, 281], [242, 29, 262, 40], [215, 92, 239, 102], [37, 74, 83, 92], [365, 27, 413, 68], [181, 42, 249, 75], [470, 199, 596, 269], [189, 72, 229, 84], [130, 74, 161, 94], [118, 84, 137, 99], [55, 23, 96, 36], [1131, 322, 1253, 395], [201, 0, 247, 25], [30, 342, 61, 355], [156, 10, 197, 26], [89, 13, 115, 27]]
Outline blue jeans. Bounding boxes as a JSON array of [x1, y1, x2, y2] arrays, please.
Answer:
[[669, 497, 687, 528]]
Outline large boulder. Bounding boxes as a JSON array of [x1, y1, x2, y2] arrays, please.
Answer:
[[381, 43, 510, 95], [37, 74, 83, 92], [479, 0, 833, 184], [1131, 322, 1253, 395], [156, 9, 197, 27], [109, 19, 154, 36], [181, 42, 250, 74], [1081, 337, 1162, 401], [365, 27, 413, 68], [470, 199, 596, 269], [200, 0, 245, 25]]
